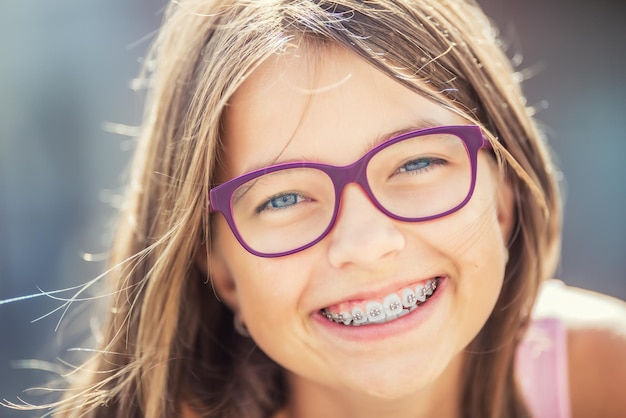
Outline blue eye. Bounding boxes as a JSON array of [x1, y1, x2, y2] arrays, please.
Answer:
[[256, 192, 305, 213], [398, 158, 433, 173]]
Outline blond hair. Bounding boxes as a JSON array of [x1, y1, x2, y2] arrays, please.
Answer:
[[47, 1, 561, 416]]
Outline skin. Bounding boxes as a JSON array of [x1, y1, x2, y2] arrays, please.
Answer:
[[206, 45, 514, 418], [533, 280, 626, 418]]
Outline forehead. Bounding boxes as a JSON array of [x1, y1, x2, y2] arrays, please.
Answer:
[[220, 44, 466, 179]]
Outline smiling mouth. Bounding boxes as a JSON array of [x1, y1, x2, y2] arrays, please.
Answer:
[[320, 277, 441, 326]]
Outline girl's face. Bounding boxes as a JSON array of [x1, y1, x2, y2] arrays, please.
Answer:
[[208, 46, 513, 408]]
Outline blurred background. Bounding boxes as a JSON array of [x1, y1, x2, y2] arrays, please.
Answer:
[[0, 0, 624, 416]]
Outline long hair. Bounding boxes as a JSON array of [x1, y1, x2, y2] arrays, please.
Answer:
[[48, 1, 561, 417]]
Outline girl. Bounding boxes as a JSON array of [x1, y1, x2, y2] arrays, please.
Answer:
[[15, 0, 626, 417]]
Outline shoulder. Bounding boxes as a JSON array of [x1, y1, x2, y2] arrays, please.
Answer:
[[533, 279, 626, 418]]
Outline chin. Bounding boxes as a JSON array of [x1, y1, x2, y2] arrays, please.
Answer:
[[333, 364, 443, 401]]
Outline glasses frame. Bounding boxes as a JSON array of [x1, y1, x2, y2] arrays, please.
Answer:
[[209, 125, 492, 258]]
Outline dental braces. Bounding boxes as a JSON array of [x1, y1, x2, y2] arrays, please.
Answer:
[[323, 278, 439, 326]]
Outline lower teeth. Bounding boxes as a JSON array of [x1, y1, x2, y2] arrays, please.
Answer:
[[323, 278, 439, 326]]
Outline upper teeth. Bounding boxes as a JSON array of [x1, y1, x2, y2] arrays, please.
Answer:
[[322, 278, 439, 326]]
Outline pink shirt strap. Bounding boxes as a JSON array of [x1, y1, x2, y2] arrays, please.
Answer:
[[515, 317, 572, 418]]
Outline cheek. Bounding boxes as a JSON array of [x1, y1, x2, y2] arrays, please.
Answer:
[[450, 157, 509, 260], [416, 166, 507, 308], [227, 253, 322, 373], [458, 182, 507, 278], [448, 182, 507, 317], [425, 191, 505, 266], [214, 220, 313, 324]]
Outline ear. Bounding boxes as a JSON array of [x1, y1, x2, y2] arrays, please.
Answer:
[[495, 173, 516, 245], [196, 242, 240, 312]]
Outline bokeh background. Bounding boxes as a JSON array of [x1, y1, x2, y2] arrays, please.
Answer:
[[1, 0, 624, 416]]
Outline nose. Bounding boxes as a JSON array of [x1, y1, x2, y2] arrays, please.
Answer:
[[327, 184, 405, 269]]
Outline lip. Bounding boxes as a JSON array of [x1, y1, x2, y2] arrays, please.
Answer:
[[311, 276, 448, 342]]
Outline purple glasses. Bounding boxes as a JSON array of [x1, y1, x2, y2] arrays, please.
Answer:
[[210, 125, 491, 257]]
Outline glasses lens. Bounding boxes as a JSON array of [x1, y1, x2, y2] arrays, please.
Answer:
[[230, 167, 335, 254], [367, 132, 471, 219]]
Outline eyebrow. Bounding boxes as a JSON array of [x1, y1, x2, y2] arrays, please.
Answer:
[[361, 118, 443, 154], [240, 117, 445, 174]]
